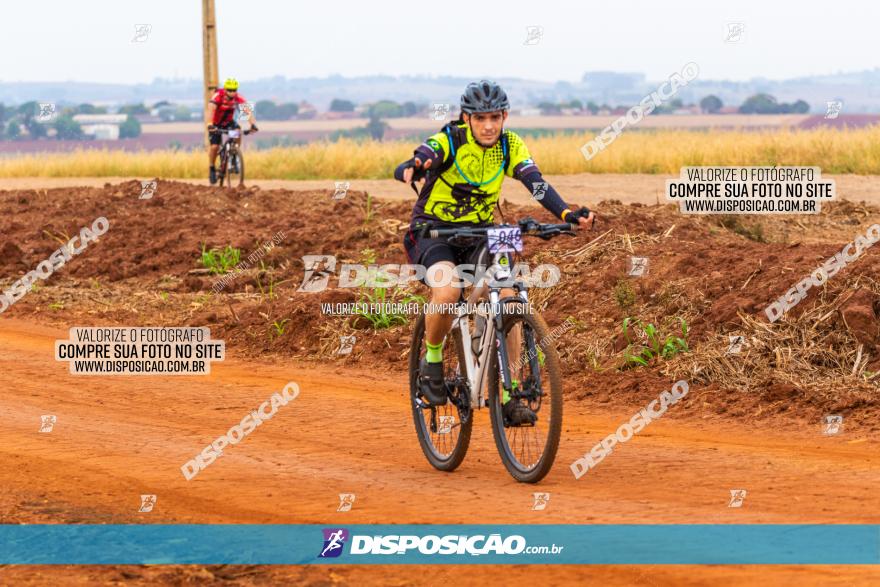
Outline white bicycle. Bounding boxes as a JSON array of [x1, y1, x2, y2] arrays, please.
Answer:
[[408, 217, 574, 483]]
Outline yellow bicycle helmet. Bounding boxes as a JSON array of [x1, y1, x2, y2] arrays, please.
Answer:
[[223, 78, 239, 91]]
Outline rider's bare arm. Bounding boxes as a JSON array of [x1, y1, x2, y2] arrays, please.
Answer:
[[206, 101, 217, 125]]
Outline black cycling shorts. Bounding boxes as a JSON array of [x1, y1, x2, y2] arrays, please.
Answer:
[[403, 227, 489, 286], [209, 122, 241, 146]]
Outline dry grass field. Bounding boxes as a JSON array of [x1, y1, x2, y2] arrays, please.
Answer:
[[0, 125, 878, 179]]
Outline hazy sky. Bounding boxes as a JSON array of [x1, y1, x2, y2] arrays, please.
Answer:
[[6, 1, 878, 84]]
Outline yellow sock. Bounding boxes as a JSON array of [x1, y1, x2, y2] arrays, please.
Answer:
[[426, 340, 444, 363], [503, 379, 519, 403]]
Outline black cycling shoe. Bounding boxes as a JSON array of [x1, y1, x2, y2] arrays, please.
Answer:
[[502, 399, 537, 427], [418, 358, 447, 406], [209, 167, 217, 185]]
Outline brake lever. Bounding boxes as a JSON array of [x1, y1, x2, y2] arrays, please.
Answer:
[[559, 222, 579, 237], [518, 217, 540, 233], [536, 226, 577, 239]]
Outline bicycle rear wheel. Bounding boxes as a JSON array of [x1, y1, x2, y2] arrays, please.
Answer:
[[409, 314, 473, 472], [488, 305, 563, 483]]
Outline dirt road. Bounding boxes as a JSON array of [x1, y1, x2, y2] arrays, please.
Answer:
[[1, 318, 878, 585]]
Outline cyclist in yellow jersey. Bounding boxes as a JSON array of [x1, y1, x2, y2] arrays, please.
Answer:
[[395, 80, 595, 424]]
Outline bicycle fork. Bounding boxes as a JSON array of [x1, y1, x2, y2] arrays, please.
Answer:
[[454, 254, 534, 408], [489, 289, 514, 395]]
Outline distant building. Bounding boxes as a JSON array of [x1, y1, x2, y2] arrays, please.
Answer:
[[672, 106, 701, 115], [320, 111, 359, 120], [297, 101, 317, 119], [134, 114, 162, 124], [72, 114, 127, 140]]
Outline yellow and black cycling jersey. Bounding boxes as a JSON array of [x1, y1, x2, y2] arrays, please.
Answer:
[[400, 121, 543, 225]]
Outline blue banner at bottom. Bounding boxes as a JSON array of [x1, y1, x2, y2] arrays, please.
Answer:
[[0, 525, 878, 564]]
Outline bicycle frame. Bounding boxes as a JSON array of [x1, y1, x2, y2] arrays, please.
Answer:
[[450, 249, 529, 410], [221, 135, 239, 162]]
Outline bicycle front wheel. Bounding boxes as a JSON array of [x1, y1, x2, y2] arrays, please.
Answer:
[[225, 149, 244, 188], [217, 149, 228, 187], [488, 306, 563, 483]]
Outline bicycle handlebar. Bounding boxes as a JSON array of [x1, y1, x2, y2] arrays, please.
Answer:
[[208, 127, 253, 135], [424, 217, 575, 240]]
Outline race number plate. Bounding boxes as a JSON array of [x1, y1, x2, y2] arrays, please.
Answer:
[[227, 129, 240, 139], [487, 227, 523, 254]]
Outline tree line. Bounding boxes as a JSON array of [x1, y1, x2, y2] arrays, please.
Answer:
[[535, 94, 810, 115]]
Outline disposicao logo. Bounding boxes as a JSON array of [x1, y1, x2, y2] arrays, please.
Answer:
[[318, 528, 349, 558], [316, 531, 563, 558]]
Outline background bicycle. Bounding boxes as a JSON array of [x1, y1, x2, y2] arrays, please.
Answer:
[[209, 126, 254, 188]]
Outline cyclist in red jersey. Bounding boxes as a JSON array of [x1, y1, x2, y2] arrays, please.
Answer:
[[206, 78, 258, 184]]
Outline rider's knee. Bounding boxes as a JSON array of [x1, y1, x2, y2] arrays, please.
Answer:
[[430, 285, 460, 306]]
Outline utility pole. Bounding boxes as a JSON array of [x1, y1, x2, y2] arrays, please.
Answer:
[[202, 0, 219, 148]]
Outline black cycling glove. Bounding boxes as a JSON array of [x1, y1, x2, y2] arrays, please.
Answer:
[[404, 158, 428, 182], [564, 207, 592, 223]]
